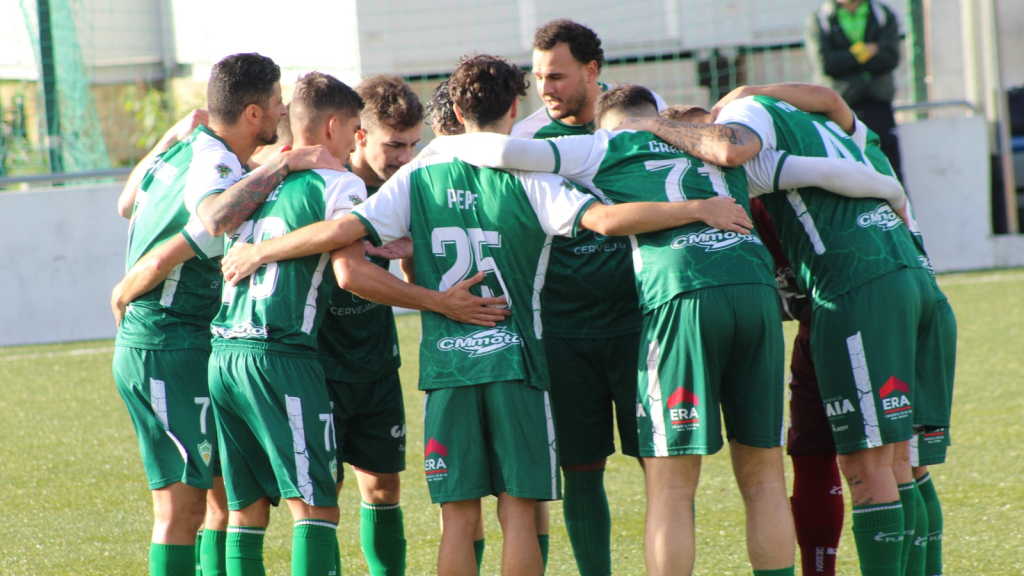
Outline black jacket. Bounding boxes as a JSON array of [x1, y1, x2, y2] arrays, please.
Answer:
[[804, 0, 900, 105]]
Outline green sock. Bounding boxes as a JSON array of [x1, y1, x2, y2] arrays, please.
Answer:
[[226, 526, 266, 576], [473, 538, 485, 575], [292, 519, 339, 576], [752, 568, 795, 576], [537, 534, 549, 574], [562, 469, 612, 576], [150, 542, 197, 576], [851, 501, 904, 576], [360, 502, 406, 576], [906, 485, 928, 576], [916, 473, 943, 576], [898, 482, 918, 573], [200, 529, 227, 576], [195, 531, 203, 576]]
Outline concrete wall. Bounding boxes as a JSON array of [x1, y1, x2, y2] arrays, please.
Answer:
[[0, 184, 126, 346]]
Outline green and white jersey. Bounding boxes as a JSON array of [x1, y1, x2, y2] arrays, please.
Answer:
[[210, 169, 368, 355], [545, 129, 776, 313], [859, 128, 948, 303], [716, 95, 922, 307], [514, 84, 656, 338], [117, 127, 244, 351], [318, 184, 401, 381], [352, 154, 598, 391]]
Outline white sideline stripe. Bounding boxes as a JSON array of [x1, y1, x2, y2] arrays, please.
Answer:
[[533, 236, 553, 340], [543, 391, 557, 499], [909, 433, 921, 467], [150, 378, 169, 430], [787, 190, 827, 255], [937, 271, 1024, 287], [646, 340, 668, 457], [0, 346, 113, 362], [846, 332, 882, 448], [160, 263, 183, 306]]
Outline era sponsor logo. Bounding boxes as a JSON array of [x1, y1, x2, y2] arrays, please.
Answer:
[[424, 438, 448, 481], [857, 204, 902, 231], [667, 388, 700, 431], [437, 327, 522, 357], [879, 376, 912, 417], [825, 398, 856, 417], [671, 227, 764, 252]]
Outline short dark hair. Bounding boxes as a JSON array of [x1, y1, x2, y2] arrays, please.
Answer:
[[207, 53, 281, 124], [595, 84, 658, 125], [290, 72, 364, 139], [356, 75, 425, 132], [661, 104, 711, 123], [425, 79, 463, 136], [448, 55, 529, 128], [533, 19, 605, 71]]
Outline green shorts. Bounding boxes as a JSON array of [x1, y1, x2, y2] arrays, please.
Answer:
[[327, 371, 407, 480], [208, 345, 338, 510], [914, 298, 956, 428], [810, 267, 936, 454], [910, 427, 950, 467], [545, 333, 641, 466], [423, 381, 561, 505], [637, 284, 786, 457], [113, 346, 217, 490]]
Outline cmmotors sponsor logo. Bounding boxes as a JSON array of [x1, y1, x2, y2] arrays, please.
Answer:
[[424, 438, 448, 481], [670, 227, 763, 252], [667, 388, 700, 431], [212, 321, 268, 339], [857, 204, 902, 231], [437, 327, 522, 357], [879, 376, 911, 417]]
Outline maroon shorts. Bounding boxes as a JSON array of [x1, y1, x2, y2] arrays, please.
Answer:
[[786, 322, 837, 456]]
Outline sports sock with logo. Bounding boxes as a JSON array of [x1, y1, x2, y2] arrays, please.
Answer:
[[916, 473, 943, 576], [195, 531, 203, 576], [851, 501, 904, 576], [562, 469, 612, 576], [790, 454, 843, 575], [360, 502, 407, 576], [752, 567, 795, 576], [474, 538, 486, 574], [200, 528, 227, 576], [906, 485, 929, 576], [226, 526, 266, 576], [150, 542, 197, 576], [897, 482, 918, 573], [537, 533, 550, 573], [292, 519, 339, 576]]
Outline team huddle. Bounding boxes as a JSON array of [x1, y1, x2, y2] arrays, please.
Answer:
[[111, 18, 954, 576]]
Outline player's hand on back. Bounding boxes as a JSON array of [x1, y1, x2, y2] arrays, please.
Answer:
[[111, 282, 128, 329], [437, 271, 512, 327], [698, 196, 754, 234], [221, 242, 263, 286], [284, 145, 345, 172], [365, 237, 413, 260], [170, 109, 209, 141], [710, 86, 752, 121]]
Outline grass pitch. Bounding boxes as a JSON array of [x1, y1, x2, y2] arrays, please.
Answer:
[[1, 269, 1022, 575]]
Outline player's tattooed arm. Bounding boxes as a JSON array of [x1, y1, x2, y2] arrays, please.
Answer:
[[625, 117, 762, 168], [711, 83, 855, 133], [332, 243, 509, 327], [221, 214, 369, 286], [196, 145, 344, 236], [111, 235, 197, 328], [118, 109, 209, 218]]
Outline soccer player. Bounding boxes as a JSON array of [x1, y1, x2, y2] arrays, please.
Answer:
[[622, 84, 937, 576], [220, 56, 755, 576], [513, 19, 668, 575], [317, 75, 424, 576], [111, 52, 331, 576], [190, 71, 369, 576]]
